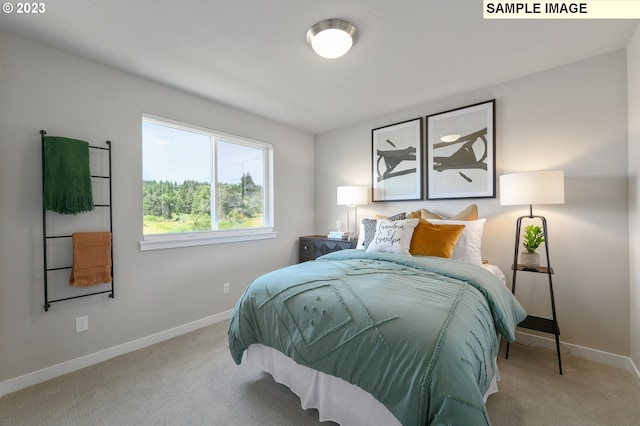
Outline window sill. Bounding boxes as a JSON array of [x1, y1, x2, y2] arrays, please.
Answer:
[[139, 228, 277, 251]]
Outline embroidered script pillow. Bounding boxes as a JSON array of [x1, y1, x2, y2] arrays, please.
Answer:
[[357, 212, 407, 249], [366, 218, 419, 255]]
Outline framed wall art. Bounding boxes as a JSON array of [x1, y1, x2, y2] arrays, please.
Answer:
[[425, 100, 495, 200], [371, 117, 423, 202]]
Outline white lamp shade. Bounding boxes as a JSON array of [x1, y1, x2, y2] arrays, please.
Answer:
[[499, 171, 565, 206], [337, 186, 368, 206]]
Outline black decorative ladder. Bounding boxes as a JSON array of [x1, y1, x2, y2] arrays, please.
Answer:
[[41, 130, 114, 311]]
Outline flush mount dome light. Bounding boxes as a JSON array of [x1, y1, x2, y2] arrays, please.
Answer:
[[307, 19, 357, 59]]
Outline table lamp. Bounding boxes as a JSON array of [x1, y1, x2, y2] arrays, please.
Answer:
[[337, 186, 368, 240]]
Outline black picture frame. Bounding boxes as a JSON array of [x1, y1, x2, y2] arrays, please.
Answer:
[[371, 117, 423, 202], [425, 100, 496, 200]]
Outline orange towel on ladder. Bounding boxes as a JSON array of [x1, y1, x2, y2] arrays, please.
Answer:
[[69, 232, 112, 287]]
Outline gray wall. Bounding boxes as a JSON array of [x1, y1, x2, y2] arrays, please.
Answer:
[[629, 25, 640, 375], [316, 50, 631, 356], [0, 31, 315, 383]]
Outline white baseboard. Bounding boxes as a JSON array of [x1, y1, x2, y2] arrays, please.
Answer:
[[2, 315, 637, 398], [514, 330, 640, 384], [0, 310, 233, 398], [631, 357, 640, 390]]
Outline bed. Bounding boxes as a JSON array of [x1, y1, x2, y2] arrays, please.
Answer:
[[228, 244, 526, 425]]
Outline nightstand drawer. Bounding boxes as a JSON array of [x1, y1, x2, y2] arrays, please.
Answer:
[[299, 235, 357, 262], [299, 238, 314, 258]]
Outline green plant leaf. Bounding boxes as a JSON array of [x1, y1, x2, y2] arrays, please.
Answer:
[[522, 224, 544, 252]]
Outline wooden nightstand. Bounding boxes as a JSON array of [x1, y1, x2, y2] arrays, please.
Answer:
[[298, 235, 357, 263]]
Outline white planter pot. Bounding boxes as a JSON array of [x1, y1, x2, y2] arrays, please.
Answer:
[[520, 251, 540, 268]]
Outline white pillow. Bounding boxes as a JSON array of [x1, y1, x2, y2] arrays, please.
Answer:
[[366, 219, 419, 255], [426, 218, 486, 265], [356, 223, 365, 248]]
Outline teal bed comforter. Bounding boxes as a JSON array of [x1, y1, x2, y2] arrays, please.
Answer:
[[228, 250, 526, 426]]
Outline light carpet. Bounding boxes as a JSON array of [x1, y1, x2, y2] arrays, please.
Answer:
[[1, 320, 639, 425]]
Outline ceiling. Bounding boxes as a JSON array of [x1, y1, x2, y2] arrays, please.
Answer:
[[0, 1, 637, 134]]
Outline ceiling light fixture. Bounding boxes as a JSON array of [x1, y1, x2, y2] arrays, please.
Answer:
[[307, 19, 357, 59]]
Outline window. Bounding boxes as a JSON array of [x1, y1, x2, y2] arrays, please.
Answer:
[[140, 114, 275, 250]]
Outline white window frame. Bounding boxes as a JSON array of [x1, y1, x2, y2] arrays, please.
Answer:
[[139, 114, 276, 251]]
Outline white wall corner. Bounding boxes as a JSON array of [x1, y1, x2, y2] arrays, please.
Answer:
[[515, 331, 640, 383]]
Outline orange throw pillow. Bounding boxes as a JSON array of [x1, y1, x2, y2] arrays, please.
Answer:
[[410, 219, 465, 258]]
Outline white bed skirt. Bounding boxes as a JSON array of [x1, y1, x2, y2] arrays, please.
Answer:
[[244, 344, 499, 426]]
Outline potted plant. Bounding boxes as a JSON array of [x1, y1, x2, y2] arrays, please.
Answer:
[[520, 224, 544, 268]]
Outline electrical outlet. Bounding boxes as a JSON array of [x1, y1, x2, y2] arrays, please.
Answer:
[[76, 316, 88, 333], [223, 282, 230, 294]]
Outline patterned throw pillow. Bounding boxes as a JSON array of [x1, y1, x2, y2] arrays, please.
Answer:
[[362, 218, 378, 249]]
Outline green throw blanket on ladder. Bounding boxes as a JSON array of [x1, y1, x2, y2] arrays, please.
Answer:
[[43, 136, 95, 215]]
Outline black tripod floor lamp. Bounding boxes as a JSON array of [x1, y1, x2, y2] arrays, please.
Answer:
[[499, 170, 565, 374]]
